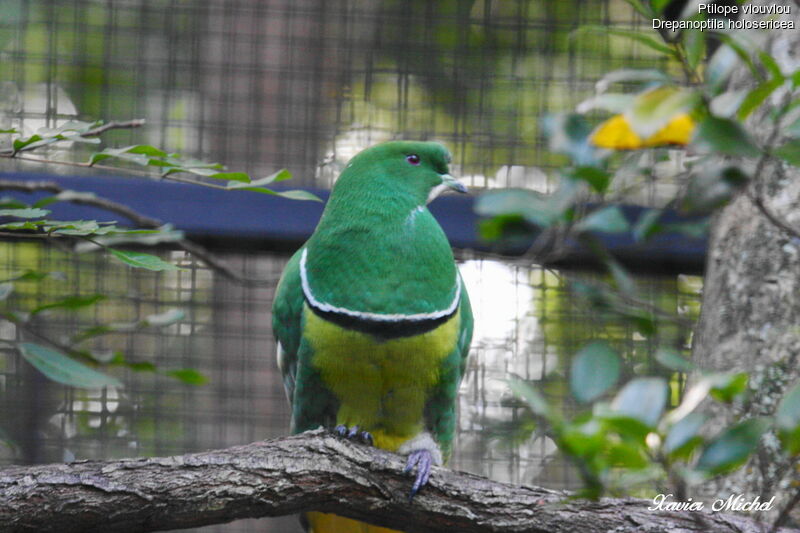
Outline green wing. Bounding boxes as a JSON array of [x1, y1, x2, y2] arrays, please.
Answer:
[[272, 247, 339, 433], [424, 274, 473, 462], [272, 248, 305, 406]]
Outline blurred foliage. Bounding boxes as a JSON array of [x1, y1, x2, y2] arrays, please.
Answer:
[[342, 0, 673, 176], [480, 0, 800, 513]]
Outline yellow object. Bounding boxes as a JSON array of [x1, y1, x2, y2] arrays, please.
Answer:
[[302, 306, 460, 532], [304, 305, 459, 452], [591, 113, 695, 149], [307, 512, 402, 533]]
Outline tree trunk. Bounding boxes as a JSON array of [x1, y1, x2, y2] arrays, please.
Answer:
[[690, 0, 800, 523], [0, 430, 789, 533]]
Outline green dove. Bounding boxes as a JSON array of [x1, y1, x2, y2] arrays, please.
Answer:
[[272, 141, 473, 533]]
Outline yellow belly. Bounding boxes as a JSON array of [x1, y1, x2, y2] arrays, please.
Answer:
[[303, 305, 459, 452], [306, 512, 402, 533]]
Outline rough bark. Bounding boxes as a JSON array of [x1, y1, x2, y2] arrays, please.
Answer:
[[690, 0, 800, 523], [0, 429, 790, 533]]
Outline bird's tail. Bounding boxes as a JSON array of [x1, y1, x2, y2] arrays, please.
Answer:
[[305, 511, 403, 533]]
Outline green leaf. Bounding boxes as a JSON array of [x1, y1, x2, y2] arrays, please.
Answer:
[[0, 197, 29, 209], [632, 208, 663, 242], [683, 29, 706, 71], [576, 93, 635, 114], [607, 257, 637, 295], [602, 415, 653, 442], [273, 189, 323, 202], [692, 117, 760, 157], [774, 140, 800, 167], [594, 69, 669, 93], [577, 206, 629, 234], [757, 50, 784, 81], [144, 309, 185, 327], [710, 89, 749, 118], [737, 77, 784, 120], [543, 113, 599, 167], [650, 0, 671, 13], [1, 270, 53, 283], [706, 44, 742, 94], [710, 33, 764, 83], [123, 144, 168, 157], [109, 249, 182, 271], [31, 294, 105, 315], [0, 208, 50, 218], [17, 342, 122, 389], [126, 361, 157, 373], [508, 378, 555, 420], [166, 368, 208, 385], [0, 282, 13, 301], [49, 220, 102, 235], [34, 190, 99, 208], [664, 412, 706, 458], [695, 418, 770, 475], [622, 0, 653, 18], [88, 146, 151, 166], [570, 341, 621, 403], [655, 347, 694, 372], [606, 441, 649, 469], [776, 382, 800, 456], [476, 188, 567, 228], [226, 169, 291, 190], [561, 419, 605, 457], [568, 167, 612, 194], [575, 26, 676, 57], [13, 134, 46, 153], [664, 219, 710, 239], [477, 214, 532, 243], [207, 171, 251, 182], [709, 372, 748, 403], [89, 349, 115, 363], [74, 225, 184, 250], [681, 164, 749, 214], [626, 86, 701, 139], [0, 220, 44, 230], [610, 377, 668, 427]]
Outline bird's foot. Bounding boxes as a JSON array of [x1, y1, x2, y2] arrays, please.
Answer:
[[398, 433, 443, 502], [403, 449, 434, 502], [333, 424, 373, 445]]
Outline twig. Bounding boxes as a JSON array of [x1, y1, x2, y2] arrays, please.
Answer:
[[744, 91, 800, 239], [0, 178, 270, 285], [79, 119, 146, 137], [746, 188, 800, 240], [6, 155, 231, 190], [769, 485, 800, 533]]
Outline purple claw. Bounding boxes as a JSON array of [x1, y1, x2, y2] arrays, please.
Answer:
[[403, 449, 433, 501], [333, 425, 373, 446], [359, 430, 374, 445]]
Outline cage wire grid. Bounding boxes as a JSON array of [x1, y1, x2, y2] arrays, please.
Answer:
[[0, 1, 701, 532]]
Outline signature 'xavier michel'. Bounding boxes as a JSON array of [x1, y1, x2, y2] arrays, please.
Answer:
[[272, 141, 473, 532]]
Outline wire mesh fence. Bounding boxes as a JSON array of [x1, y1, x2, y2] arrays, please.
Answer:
[[0, 243, 701, 532], [0, 1, 702, 531]]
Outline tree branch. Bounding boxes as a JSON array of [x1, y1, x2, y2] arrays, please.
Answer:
[[79, 119, 146, 137], [0, 179, 272, 285], [0, 430, 788, 533]]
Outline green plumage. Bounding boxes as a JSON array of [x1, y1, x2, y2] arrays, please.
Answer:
[[272, 140, 473, 464]]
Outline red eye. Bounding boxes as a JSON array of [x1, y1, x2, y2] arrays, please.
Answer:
[[406, 154, 421, 165]]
